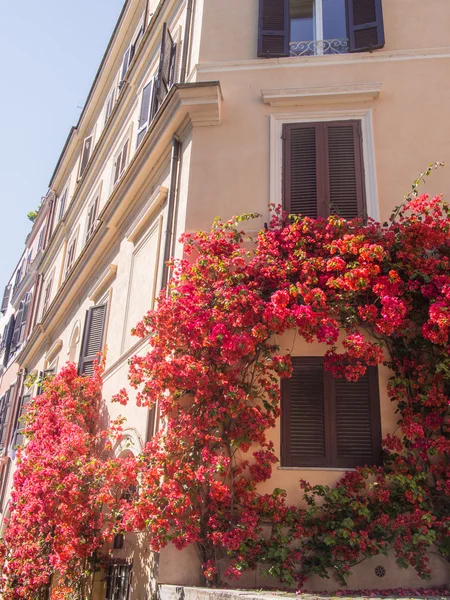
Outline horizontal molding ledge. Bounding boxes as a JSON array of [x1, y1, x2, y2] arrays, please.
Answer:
[[262, 83, 382, 106]]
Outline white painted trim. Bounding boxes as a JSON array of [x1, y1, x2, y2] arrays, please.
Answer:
[[314, 0, 324, 47], [262, 83, 382, 106], [195, 46, 450, 75], [269, 108, 379, 221]]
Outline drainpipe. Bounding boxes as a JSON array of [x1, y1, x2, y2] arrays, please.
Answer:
[[160, 136, 181, 291], [146, 136, 181, 444], [179, 0, 194, 83]]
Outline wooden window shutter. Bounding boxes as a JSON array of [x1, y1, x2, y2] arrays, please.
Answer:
[[283, 124, 319, 218], [281, 357, 329, 467], [79, 135, 93, 179], [283, 121, 366, 220], [332, 367, 382, 467], [14, 393, 31, 447], [0, 390, 13, 447], [0, 458, 11, 512], [326, 121, 366, 220], [120, 140, 128, 174], [258, 0, 289, 58], [78, 303, 107, 376], [86, 196, 99, 242], [346, 0, 385, 52], [137, 81, 153, 147], [1, 284, 11, 314], [2, 315, 15, 367], [11, 302, 24, 349], [58, 188, 68, 221], [119, 47, 131, 89], [66, 241, 76, 276], [18, 292, 32, 344], [152, 24, 175, 119]]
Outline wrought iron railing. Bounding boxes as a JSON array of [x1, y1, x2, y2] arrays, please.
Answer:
[[290, 38, 349, 57]]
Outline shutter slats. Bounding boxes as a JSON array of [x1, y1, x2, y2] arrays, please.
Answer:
[[79, 304, 107, 376], [327, 124, 361, 220], [258, 0, 289, 57], [79, 136, 93, 179], [333, 368, 380, 467], [282, 359, 381, 468], [1, 285, 11, 314], [346, 0, 385, 52], [282, 359, 328, 466], [283, 125, 318, 218]]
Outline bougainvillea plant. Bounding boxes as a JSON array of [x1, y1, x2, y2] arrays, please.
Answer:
[[0, 362, 137, 600], [114, 168, 449, 587], [1, 168, 449, 597]]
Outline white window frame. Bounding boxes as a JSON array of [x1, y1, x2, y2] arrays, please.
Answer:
[[269, 108, 379, 222], [136, 78, 155, 147]]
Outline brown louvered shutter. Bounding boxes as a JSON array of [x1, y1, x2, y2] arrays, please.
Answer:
[[1, 284, 11, 314], [18, 292, 32, 344], [0, 390, 12, 447], [14, 393, 31, 447], [3, 315, 15, 366], [283, 124, 319, 218], [79, 135, 93, 179], [119, 47, 131, 89], [326, 121, 366, 220], [120, 140, 128, 174], [332, 366, 382, 467], [283, 121, 366, 220], [152, 24, 175, 118], [346, 0, 385, 52], [11, 302, 24, 350], [137, 81, 153, 147], [78, 304, 107, 376], [258, 0, 289, 57], [58, 188, 68, 221], [281, 357, 329, 467]]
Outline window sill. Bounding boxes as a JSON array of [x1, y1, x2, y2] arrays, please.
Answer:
[[277, 466, 355, 472], [262, 82, 382, 107]]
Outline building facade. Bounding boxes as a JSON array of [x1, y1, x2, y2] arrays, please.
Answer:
[[0, 0, 449, 596]]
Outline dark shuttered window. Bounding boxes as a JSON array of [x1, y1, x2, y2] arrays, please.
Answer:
[[85, 196, 100, 243], [14, 394, 31, 447], [78, 304, 107, 376], [136, 81, 154, 147], [0, 387, 13, 448], [113, 141, 129, 186], [258, 0, 384, 57], [79, 135, 93, 179], [346, 0, 385, 52], [283, 121, 366, 220], [152, 24, 176, 119], [1, 285, 11, 314], [258, 0, 289, 57], [281, 357, 381, 468], [105, 560, 132, 600], [2, 315, 15, 367]]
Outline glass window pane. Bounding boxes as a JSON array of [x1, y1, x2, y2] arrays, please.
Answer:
[[290, 0, 315, 41], [323, 0, 347, 39]]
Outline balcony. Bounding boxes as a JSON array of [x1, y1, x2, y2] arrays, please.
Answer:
[[289, 38, 348, 57]]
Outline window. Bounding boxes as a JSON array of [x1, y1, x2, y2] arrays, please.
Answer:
[[118, 19, 145, 91], [152, 24, 177, 118], [104, 88, 116, 126], [65, 238, 77, 277], [1, 315, 15, 367], [282, 120, 366, 220], [281, 357, 382, 468], [11, 291, 32, 351], [26, 250, 33, 272], [258, 0, 385, 57], [113, 140, 129, 186], [37, 227, 45, 252], [1, 284, 11, 314], [58, 188, 68, 221], [78, 303, 107, 376], [78, 135, 93, 179], [105, 560, 132, 600], [85, 196, 99, 243], [136, 80, 154, 147], [41, 275, 53, 317], [0, 388, 13, 449], [14, 393, 31, 447]]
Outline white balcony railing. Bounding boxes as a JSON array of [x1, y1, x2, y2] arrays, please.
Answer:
[[290, 38, 349, 57]]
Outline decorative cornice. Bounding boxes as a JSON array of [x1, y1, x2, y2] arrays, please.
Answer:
[[261, 83, 382, 107]]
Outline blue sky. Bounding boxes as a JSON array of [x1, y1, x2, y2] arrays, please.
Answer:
[[0, 0, 125, 287]]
